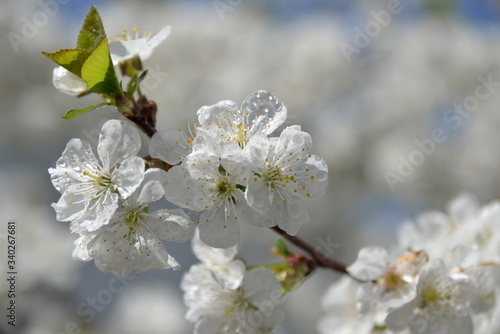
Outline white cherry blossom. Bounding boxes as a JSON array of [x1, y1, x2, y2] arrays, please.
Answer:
[[191, 229, 245, 289], [79, 169, 194, 276], [49, 119, 145, 232], [385, 259, 474, 334], [195, 90, 287, 151], [164, 151, 267, 248], [182, 266, 284, 334], [348, 246, 427, 315], [244, 126, 328, 235], [318, 276, 391, 334], [109, 26, 171, 65]]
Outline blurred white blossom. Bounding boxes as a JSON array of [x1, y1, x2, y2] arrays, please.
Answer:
[[109, 25, 171, 65], [182, 232, 284, 334]]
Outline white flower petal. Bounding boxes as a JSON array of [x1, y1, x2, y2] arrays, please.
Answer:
[[88, 225, 179, 276], [109, 26, 171, 64], [149, 128, 192, 164], [163, 165, 209, 211], [81, 191, 120, 231], [147, 209, 194, 242], [273, 191, 308, 234], [138, 25, 171, 60], [97, 120, 141, 169], [212, 260, 246, 290], [408, 315, 449, 334], [244, 132, 270, 171], [52, 66, 87, 96], [385, 300, 418, 331], [49, 138, 100, 193], [447, 193, 480, 223], [113, 156, 145, 199], [185, 151, 220, 180], [447, 316, 473, 334], [190, 230, 244, 289], [347, 246, 390, 281], [192, 228, 238, 265], [51, 191, 88, 222], [52, 190, 119, 231], [196, 100, 240, 127], [194, 317, 227, 334], [241, 90, 287, 136], [127, 168, 165, 206], [245, 177, 272, 213], [72, 233, 93, 262], [242, 268, 282, 307], [199, 207, 241, 248]]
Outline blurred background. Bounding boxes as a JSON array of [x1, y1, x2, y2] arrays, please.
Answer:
[[2, 0, 500, 333]]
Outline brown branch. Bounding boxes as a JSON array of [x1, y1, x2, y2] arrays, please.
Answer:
[[127, 115, 157, 137], [121, 95, 158, 138], [271, 226, 348, 275]]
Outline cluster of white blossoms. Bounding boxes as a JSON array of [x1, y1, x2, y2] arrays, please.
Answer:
[[181, 231, 284, 333], [319, 193, 500, 334], [49, 119, 194, 276], [150, 90, 329, 248], [49, 90, 328, 277]]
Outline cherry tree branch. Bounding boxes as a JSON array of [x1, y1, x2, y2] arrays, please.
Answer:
[[271, 226, 349, 275], [123, 95, 158, 138]]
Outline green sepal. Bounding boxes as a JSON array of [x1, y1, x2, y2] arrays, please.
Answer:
[[276, 238, 293, 258], [77, 5, 106, 51], [126, 74, 139, 97], [81, 38, 122, 98], [248, 261, 311, 293], [62, 103, 111, 119], [138, 69, 149, 82], [41, 49, 91, 77], [272, 261, 311, 293]]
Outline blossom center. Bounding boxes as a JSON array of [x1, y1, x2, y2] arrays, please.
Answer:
[[476, 228, 493, 248], [225, 290, 257, 316], [221, 122, 249, 148], [120, 204, 149, 240], [82, 169, 115, 194], [214, 176, 236, 200], [420, 286, 443, 307], [261, 165, 294, 191], [382, 268, 405, 292], [114, 27, 152, 41]]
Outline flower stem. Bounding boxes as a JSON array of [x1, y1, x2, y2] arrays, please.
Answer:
[[270, 226, 349, 275]]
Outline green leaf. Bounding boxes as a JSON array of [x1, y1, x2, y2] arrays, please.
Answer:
[[81, 38, 122, 97], [41, 49, 91, 77], [77, 5, 106, 51], [62, 103, 111, 119]]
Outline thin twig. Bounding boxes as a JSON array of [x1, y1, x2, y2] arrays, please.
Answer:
[[271, 226, 348, 274]]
